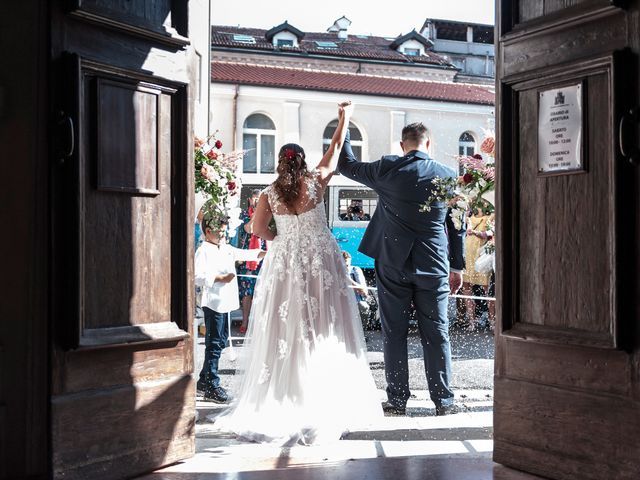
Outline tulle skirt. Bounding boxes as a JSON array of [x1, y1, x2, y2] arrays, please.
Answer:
[[213, 234, 383, 445]]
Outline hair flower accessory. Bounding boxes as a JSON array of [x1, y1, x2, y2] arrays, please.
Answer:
[[284, 148, 296, 160]]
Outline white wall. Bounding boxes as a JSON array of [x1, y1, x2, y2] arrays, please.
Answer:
[[211, 83, 494, 186], [432, 38, 495, 57], [214, 50, 457, 82], [189, 0, 211, 137]]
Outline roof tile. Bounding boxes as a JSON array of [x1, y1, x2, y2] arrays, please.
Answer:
[[211, 25, 453, 67], [211, 62, 495, 105]]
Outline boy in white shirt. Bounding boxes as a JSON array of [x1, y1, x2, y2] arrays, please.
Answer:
[[195, 214, 266, 403]]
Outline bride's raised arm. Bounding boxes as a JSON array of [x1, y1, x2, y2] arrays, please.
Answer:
[[250, 192, 276, 241], [316, 101, 353, 185]]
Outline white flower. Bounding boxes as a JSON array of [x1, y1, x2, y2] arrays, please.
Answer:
[[278, 300, 289, 322], [201, 144, 213, 154], [322, 269, 333, 289], [330, 306, 337, 324], [277, 339, 288, 359], [309, 297, 319, 319], [258, 363, 271, 384]]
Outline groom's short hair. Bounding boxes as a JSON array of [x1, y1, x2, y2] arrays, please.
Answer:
[[402, 122, 429, 145]]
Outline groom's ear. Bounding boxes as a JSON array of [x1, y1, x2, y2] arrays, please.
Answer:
[[399, 141, 404, 152], [426, 139, 431, 150]]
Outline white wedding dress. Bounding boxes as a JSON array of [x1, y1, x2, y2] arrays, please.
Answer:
[[214, 171, 382, 445]]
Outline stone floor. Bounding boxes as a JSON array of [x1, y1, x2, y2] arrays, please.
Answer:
[[140, 313, 548, 479], [138, 389, 546, 480], [141, 457, 545, 480]]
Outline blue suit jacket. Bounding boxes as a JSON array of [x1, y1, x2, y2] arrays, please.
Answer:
[[338, 131, 465, 277]]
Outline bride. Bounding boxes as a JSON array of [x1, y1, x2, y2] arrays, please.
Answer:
[[213, 101, 383, 445]]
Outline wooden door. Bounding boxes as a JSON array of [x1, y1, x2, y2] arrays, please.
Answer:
[[494, 1, 640, 479], [50, 1, 196, 478]]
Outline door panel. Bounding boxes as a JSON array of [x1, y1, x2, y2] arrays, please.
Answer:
[[495, 1, 640, 479], [84, 69, 174, 332], [52, 376, 193, 479], [51, 1, 196, 478]]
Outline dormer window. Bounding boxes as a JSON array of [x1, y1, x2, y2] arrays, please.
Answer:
[[277, 38, 294, 47], [390, 30, 432, 57], [265, 21, 304, 48], [233, 34, 255, 44]]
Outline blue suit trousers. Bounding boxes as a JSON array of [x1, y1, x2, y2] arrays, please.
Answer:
[[375, 261, 455, 409]]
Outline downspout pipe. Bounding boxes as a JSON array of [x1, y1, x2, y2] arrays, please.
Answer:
[[232, 84, 239, 150]]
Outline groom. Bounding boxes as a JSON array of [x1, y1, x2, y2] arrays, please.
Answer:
[[338, 122, 465, 416]]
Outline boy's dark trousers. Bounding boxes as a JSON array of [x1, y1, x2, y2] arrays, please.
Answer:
[[198, 307, 228, 391]]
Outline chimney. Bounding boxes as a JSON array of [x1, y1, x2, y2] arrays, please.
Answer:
[[328, 16, 352, 40]]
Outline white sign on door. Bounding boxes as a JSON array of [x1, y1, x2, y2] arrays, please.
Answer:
[[538, 84, 583, 173]]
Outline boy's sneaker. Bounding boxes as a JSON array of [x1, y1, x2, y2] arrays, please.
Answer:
[[203, 386, 230, 404], [196, 380, 209, 396]]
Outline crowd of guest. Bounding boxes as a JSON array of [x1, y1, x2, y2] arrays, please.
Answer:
[[194, 192, 496, 360], [458, 202, 495, 332]]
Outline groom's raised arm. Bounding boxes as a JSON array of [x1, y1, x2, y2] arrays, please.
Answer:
[[338, 130, 379, 188]]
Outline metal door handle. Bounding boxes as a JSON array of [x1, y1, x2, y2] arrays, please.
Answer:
[[618, 107, 640, 166], [57, 111, 74, 163]]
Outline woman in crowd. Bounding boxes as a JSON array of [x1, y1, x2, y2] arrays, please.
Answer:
[[461, 203, 493, 331], [236, 189, 268, 334]]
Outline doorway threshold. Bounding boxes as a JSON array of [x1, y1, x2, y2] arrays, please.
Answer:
[[136, 389, 543, 479]]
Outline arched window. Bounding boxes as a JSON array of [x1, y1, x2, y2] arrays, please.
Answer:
[[458, 131, 476, 156], [323, 120, 363, 160], [242, 114, 276, 173]]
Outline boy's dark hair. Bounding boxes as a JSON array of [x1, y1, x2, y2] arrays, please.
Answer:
[[401, 122, 429, 145], [341, 251, 352, 260], [201, 212, 229, 234]]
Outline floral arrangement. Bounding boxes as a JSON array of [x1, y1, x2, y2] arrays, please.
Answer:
[[483, 216, 496, 254], [420, 132, 496, 230], [194, 133, 244, 233]]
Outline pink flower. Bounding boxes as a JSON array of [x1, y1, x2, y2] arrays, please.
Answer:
[[480, 137, 495, 156], [460, 155, 486, 171], [482, 167, 495, 181], [194, 137, 205, 148], [200, 165, 213, 180], [206, 149, 218, 160]]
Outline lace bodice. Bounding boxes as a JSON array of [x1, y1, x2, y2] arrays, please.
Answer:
[[263, 171, 330, 241], [259, 171, 348, 316]]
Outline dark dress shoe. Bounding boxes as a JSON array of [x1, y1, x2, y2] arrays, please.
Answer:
[[435, 403, 461, 416], [382, 401, 406, 415], [203, 386, 230, 404]]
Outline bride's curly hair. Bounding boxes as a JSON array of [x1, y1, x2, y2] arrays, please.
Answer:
[[273, 143, 310, 209]]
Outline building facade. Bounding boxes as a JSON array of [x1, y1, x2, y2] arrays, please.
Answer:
[[210, 19, 495, 190], [421, 19, 495, 85]]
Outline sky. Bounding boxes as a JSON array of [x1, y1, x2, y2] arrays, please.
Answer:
[[211, 0, 495, 37]]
